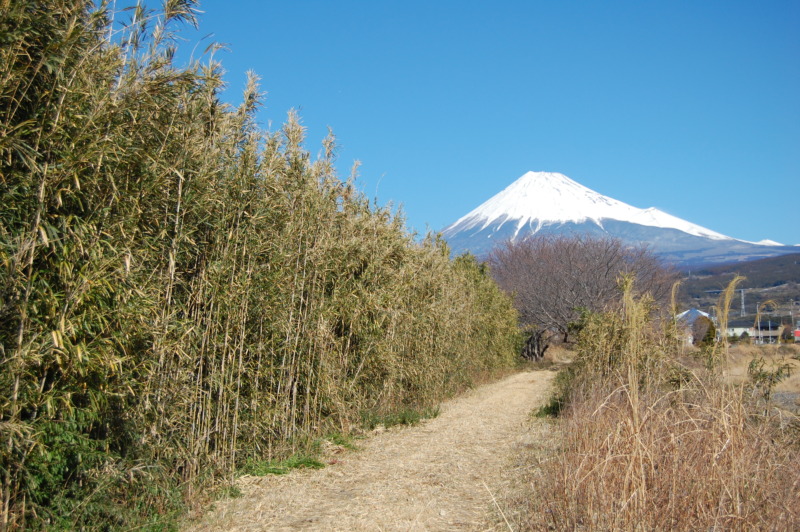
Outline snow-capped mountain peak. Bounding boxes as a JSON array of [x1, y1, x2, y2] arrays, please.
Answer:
[[441, 171, 799, 265], [444, 171, 730, 241]]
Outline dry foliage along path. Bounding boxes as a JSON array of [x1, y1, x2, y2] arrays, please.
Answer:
[[193, 370, 555, 531]]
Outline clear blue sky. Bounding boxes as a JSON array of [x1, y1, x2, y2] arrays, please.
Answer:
[[164, 0, 798, 245]]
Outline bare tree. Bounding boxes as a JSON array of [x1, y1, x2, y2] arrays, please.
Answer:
[[489, 234, 676, 352]]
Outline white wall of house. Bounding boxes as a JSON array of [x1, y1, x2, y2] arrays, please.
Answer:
[[726, 327, 749, 338]]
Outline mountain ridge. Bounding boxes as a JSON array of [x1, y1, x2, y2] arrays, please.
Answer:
[[441, 171, 797, 266], [446, 171, 730, 241]]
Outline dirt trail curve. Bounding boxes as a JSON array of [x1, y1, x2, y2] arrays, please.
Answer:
[[193, 370, 555, 531]]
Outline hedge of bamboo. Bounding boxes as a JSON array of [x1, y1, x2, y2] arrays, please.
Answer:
[[0, 2, 520, 527]]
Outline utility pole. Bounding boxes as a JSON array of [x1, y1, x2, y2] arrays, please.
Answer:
[[768, 318, 772, 344], [740, 289, 745, 317], [758, 312, 762, 344]]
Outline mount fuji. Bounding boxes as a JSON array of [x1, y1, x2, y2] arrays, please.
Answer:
[[440, 171, 797, 266]]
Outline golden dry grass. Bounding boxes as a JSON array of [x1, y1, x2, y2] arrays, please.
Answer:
[[725, 344, 800, 386], [673, 343, 800, 411], [516, 381, 800, 531], [542, 343, 575, 365], [513, 282, 800, 531]]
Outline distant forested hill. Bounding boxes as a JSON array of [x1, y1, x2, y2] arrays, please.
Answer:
[[680, 253, 800, 298]]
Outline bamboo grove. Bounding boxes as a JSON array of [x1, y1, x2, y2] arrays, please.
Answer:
[[0, 1, 520, 527]]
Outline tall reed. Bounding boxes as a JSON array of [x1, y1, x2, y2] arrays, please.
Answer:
[[521, 278, 799, 530], [0, 2, 520, 527]]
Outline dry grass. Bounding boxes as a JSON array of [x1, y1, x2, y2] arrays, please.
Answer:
[[542, 343, 576, 365], [516, 279, 800, 531], [725, 344, 800, 386], [675, 343, 800, 412], [523, 381, 800, 530]]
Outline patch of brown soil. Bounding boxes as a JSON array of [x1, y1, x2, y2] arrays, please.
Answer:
[[191, 370, 555, 531]]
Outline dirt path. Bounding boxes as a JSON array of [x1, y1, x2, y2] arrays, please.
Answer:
[[193, 370, 555, 531]]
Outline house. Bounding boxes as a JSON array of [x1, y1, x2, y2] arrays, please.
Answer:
[[726, 326, 751, 338], [726, 318, 784, 344], [726, 318, 754, 340], [750, 321, 782, 344]]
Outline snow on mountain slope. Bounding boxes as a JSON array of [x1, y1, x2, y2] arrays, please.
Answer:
[[443, 171, 730, 241], [441, 171, 798, 265], [751, 239, 785, 246]]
